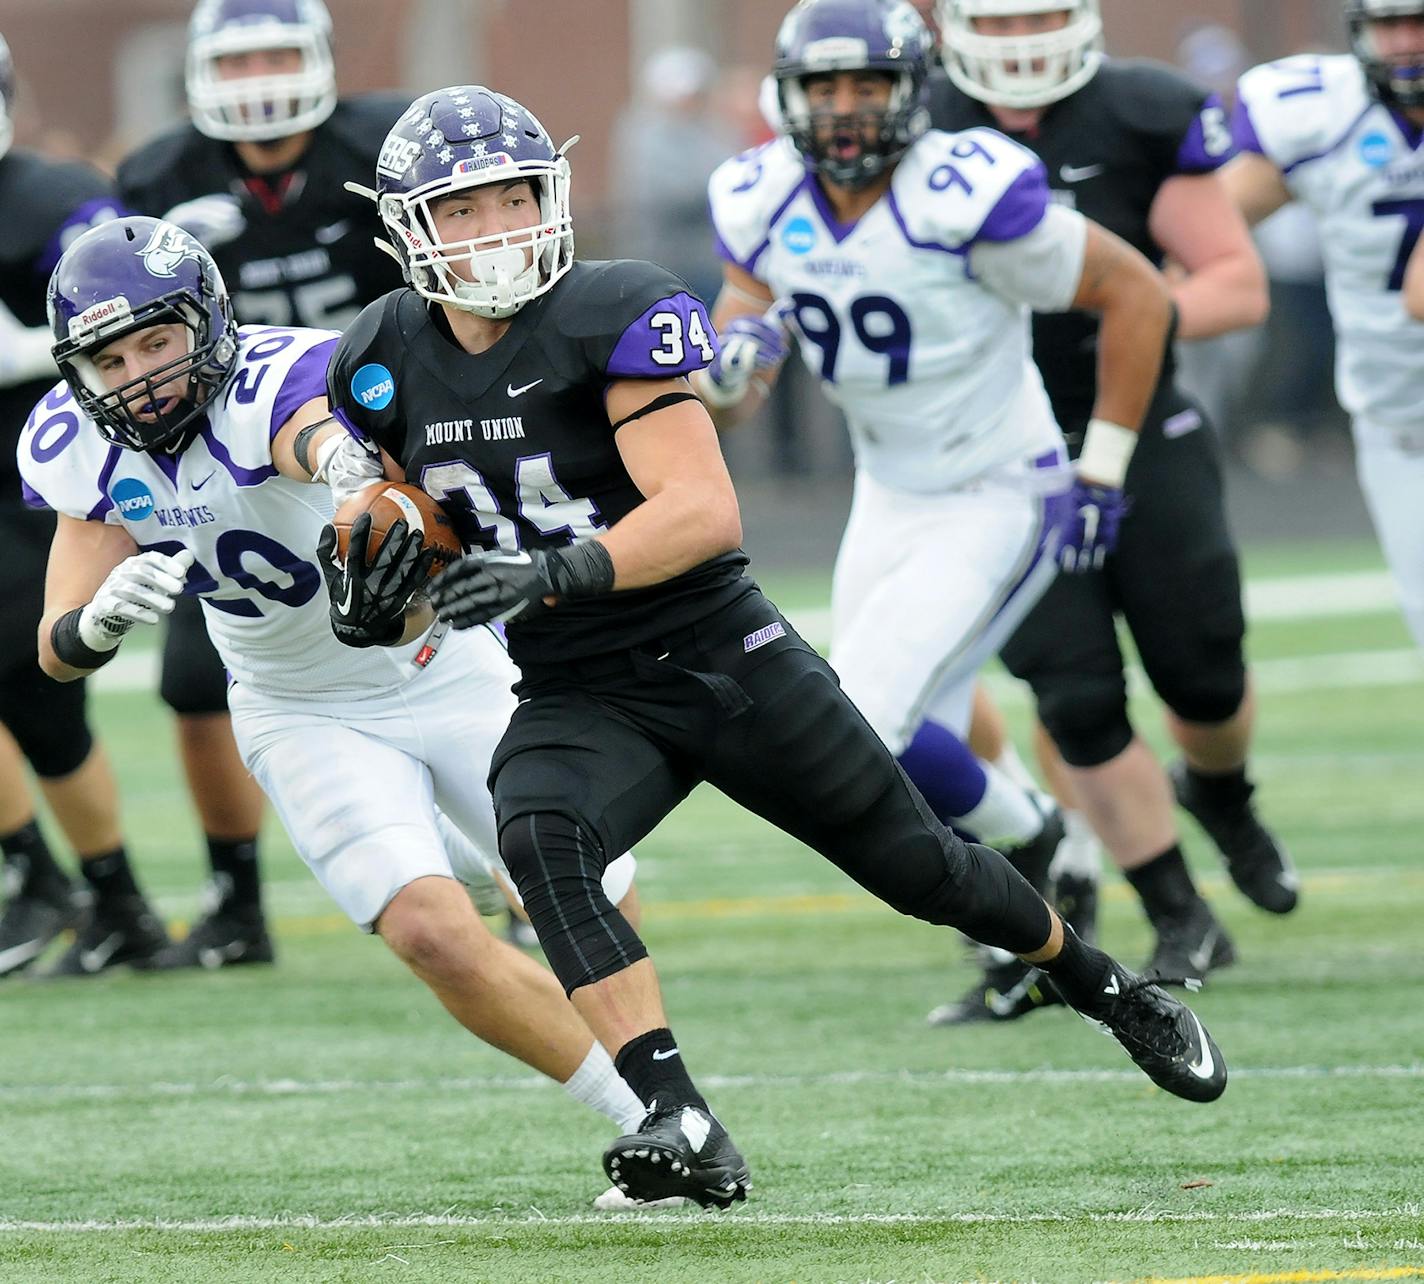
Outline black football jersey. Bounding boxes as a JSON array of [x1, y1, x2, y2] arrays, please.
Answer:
[[117, 96, 408, 332], [328, 260, 750, 665], [927, 60, 1234, 436], [0, 150, 124, 508]]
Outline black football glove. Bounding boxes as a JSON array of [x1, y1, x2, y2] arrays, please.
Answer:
[[317, 513, 436, 649], [428, 540, 615, 630]]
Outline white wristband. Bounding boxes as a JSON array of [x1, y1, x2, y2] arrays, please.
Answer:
[[691, 366, 748, 410], [1077, 419, 1137, 488]]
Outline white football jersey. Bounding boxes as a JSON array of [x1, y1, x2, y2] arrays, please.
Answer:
[[1236, 54, 1424, 428], [18, 325, 435, 701], [708, 130, 1063, 493]]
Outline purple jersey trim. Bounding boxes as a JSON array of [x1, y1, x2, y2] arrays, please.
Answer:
[[85, 445, 125, 521], [1230, 97, 1266, 156], [37, 198, 127, 278], [330, 403, 370, 440], [605, 292, 719, 379], [1389, 105, 1424, 150], [886, 189, 966, 255], [805, 176, 863, 245], [199, 422, 278, 487], [710, 176, 805, 276], [1175, 94, 1237, 173], [21, 479, 51, 511], [971, 163, 1050, 245], [269, 338, 338, 441], [1264, 100, 1376, 177]]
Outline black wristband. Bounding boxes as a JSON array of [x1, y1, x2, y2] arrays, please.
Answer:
[[292, 417, 336, 477], [547, 540, 616, 600], [50, 608, 119, 670]]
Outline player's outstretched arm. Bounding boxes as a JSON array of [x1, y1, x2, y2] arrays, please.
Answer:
[[271, 396, 393, 500], [1150, 172, 1269, 340], [694, 264, 791, 430], [38, 515, 190, 682]]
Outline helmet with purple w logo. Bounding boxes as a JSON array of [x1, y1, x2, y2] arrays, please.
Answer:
[[367, 86, 576, 319], [0, 33, 16, 159], [47, 217, 238, 453]]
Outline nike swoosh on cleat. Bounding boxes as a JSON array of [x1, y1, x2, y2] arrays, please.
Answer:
[[79, 932, 124, 973], [1187, 927, 1219, 976], [987, 974, 1037, 1016], [506, 379, 543, 398], [1185, 1010, 1217, 1081], [0, 939, 48, 973]]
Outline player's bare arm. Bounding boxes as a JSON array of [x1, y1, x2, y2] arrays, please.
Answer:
[[1149, 173, 1269, 339], [1219, 151, 1294, 228], [696, 263, 784, 429], [603, 376, 744, 589]]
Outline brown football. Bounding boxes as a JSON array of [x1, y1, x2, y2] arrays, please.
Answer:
[[332, 482, 463, 576]]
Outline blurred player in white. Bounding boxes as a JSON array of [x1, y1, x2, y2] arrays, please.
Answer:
[[701, 0, 1171, 948], [1226, 0, 1424, 647], [18, 217, 654, 1200]]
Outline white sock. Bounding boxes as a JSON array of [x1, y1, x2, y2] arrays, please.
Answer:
[[1049, 809, 1103, 882], [990, 742, 1038, 795], [956, 763, 1044, 847], [562, 1042, 646, 1133]]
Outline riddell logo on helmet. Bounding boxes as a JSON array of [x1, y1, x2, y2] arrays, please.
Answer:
[[68, 296, 132, 339]]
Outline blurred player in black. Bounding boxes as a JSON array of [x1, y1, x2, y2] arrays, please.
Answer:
[[320, 77, 1228, 1208], [928, 0, 1291, 1004], [114, 0, 406, 968], [0, 32, 170, 976]]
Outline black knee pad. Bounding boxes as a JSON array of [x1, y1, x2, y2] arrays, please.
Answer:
[[160, 596, 230, 715], [498, 811, 648, 995], [0, 664, 94, 778], [1036, 670, 1133, 769], [1153, 653, 1246, 727]]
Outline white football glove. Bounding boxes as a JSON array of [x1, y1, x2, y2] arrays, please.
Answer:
[[0, 298, 58, 389], [78, 548, 195, 652], [311, 431, 386, 508], [161, 194, 247, 250], [696, 299, 793, 408]]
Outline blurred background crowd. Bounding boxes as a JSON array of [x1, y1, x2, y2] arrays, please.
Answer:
[[1, 0, 1360, 549]]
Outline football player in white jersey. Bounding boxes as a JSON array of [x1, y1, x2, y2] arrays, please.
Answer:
[[1225, 0, 1424, 648], [701, 0, 1172, 962], [18, 217, 658, 1202]]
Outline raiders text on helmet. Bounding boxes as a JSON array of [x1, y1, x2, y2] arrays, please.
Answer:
[[938, 0, 1104, 110], [47, 217, 239, 453]]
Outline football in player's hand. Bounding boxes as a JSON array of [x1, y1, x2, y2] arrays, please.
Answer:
[[332, 482, 462, 576]]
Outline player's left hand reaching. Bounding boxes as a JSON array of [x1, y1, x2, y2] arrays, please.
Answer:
[[429, 540, 616, 628], [1058, 419, 1136, 574], [318, 513, 435, 648]]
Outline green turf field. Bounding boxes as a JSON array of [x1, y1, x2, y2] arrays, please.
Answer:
[[2, 540, 1422, 1284]]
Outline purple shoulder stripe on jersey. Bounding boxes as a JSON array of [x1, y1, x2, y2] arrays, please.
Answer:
[[606, 292, 720, 379], [971, 162, 1050, 245], [21, 479, 51, 512], [331, 402, 372, 443], [86, 444, 125, 521], [1230, 96, 1266, 156], [710, 177, 806, 276], [199, 421, 278, 487], [269, 338, 338, 441], [1281, 100, 1376, 176], [1175, 94, 1236, 172], [37, 198, 127, 278]]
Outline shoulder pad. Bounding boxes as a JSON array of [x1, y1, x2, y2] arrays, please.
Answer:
[[707, 138, 806, 276], [0, 152, 121, 272], [893, 128, 1047, 248], [116, 125, 208, 211], [16, 382, 114, 522], [326, 291, 408, 436], [320, 95, 411, 162], [1097, 60, 1235, 174], [555, 260, 719, 380], [1234, 55, 1370, 171]]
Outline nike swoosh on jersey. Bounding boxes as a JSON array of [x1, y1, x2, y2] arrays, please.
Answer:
[[314, 220, 352, 245], [1060, 163, 1106, 183], [191, 471, 217, 491], [507, 379, 544, 398]]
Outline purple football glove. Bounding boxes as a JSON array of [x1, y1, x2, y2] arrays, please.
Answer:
[[1058, 481, 1129, 574], [702, 303, 792, 405]]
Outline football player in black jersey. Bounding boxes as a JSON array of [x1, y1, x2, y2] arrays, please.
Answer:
[[112, 0, 408, 969], [0, 32, 170, 976], [323, 84, 1228, 1207], [930, 0, 1295, 993]]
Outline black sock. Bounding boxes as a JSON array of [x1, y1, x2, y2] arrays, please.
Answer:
[[1037, 922, 1114, 1009], [207, 836, 261, 911], [614, 1028, 708, 1115], [1, 820, 71, 899], [79, 847, 140, 903], [1125, 844, 1201, 922], [1184, 763, 1253, 809], [1005, 830, 1055, 895]]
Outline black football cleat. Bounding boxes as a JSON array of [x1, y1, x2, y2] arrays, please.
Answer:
[[1051, 867, 1100, 947], [133, 904, 274, 971], [1145, 898, 1237, 984], [1170, 760, 1299, 914], [603, 1103, 751, 1210], [43, 896, 169, 977], [0, 886, 84, 977], [1075, 964, 1228, 1103], [927, 957, 1063, 1026]]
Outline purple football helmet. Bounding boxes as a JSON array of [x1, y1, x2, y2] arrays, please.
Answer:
[[774, 0, 933, 189], [368, 86, 576, 319], [1349, 0, 1424, 108], [0, 33, 16, 159], [48, 218, 238, 454], [186, 0, 337, 142]]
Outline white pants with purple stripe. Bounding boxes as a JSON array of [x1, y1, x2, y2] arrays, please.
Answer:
[[830, 452, 1070, 754]]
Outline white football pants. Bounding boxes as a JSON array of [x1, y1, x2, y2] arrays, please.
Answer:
[[1354, 419, 1424, 648]]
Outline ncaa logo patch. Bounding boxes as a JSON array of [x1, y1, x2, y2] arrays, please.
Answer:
[[781, 216, 817, 255], [351, 363, 396, 411], [1359, 130, 1393, 168], [110, 477, 155, 522]]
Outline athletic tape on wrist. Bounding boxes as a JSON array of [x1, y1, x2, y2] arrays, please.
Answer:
[[1077, 419, 1137, 488], [51, 608, 120, 670]]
